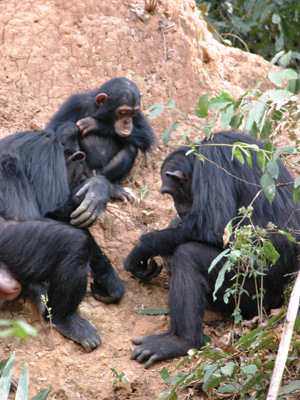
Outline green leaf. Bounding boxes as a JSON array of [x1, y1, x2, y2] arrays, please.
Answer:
[[148, 103, 164, 118], [139, 308, 169, 315], [30, 387, 52, 400], [220, 105, 234, 129], [212, 261, 231, 301], [277, 230, 296, 243], [244, 101, 268, 134], [167, 98, 175, 107], [217, 384, 236, 394], [230, 112, 243, 130], [260, 118, 272, 140], [241, 364, 258, 374], [263, 241, 280, 264], [0, 319, 37, 338], [273, 146, 282, 161], [16, 362, 29, 400], [278, 380, 300, 396], [282, 145, 296, 155], [294, 176, 300, 188], [159, 369, 182, 385], [203, 376, 224, 390], [257, 150, 268, 173], [260, 173, 276, 203], [263, 89, 294, 101], [195, 94, 209, 118], [269, 69, 298, 87], [208, 95, 233, 109], [162, 121, 180, 146], [232, 147, 244, 164], [267, 161, 279, 179], [220, 362, 235, 376], [293, 186, 300, 204], [0, 352, 15, 399], [208, 249, 230, 273], [286, 78, 300, 95]]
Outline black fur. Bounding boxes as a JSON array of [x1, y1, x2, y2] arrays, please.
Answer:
[[124, 131, 300, 368], [0, 128, 125, 350], [47, 77, 156, 190]]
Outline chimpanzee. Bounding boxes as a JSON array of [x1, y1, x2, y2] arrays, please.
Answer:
[[124, 131, 300, 368], [46, 77, 156, 204], [0, 127, 125, 350]]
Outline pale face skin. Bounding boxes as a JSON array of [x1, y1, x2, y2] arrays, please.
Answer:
[[0, 268, 22, 300], [114, 106, 140, 137]]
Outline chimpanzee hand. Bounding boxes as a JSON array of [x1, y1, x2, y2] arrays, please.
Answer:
[[76, 117, 100, 136], [70, 175, 110, 228], [110, 183, 133, 204], [130, 333, 193, 369], [124, 244, 162, 283]]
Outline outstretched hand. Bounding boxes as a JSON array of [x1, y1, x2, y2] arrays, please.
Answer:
[[70, 175, 110, 228]]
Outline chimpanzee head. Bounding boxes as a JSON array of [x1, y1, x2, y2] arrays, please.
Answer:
[[55, 122, 92, 189], [160, 147, 194, 219], [93, 77, 141, 137]]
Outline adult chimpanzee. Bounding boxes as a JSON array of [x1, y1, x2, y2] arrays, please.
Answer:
[[46, 77, 156, 203], [124, 130, 300, 368], [0, 127, 125, 350]]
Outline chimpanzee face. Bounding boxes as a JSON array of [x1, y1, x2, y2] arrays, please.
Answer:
[[160, 169, 193, 220], [114, 106, 140, 137]]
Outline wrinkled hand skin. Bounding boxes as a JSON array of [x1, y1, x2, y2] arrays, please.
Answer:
[[130, 333, 193, 369], [124, 247, 162, 283], [70, 175, 110, 228]]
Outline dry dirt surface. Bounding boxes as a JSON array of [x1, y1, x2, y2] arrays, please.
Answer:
[[0, 1, 274, 399]]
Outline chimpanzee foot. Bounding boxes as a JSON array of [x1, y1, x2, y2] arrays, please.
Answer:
[[130, 333, 195, 369], [52, 313, 102, 351]]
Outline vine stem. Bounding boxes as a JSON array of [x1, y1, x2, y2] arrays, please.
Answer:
[[266, 269, 300, 400]]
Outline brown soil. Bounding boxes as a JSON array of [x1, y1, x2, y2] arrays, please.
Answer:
[[0, 1, 274, 399]]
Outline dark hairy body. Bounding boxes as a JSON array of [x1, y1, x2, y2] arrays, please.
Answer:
[[0, 128, 125, 351], [47, 77, 156, 203], [125, 131, 300, 368]]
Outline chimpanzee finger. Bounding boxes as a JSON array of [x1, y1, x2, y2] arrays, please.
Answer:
[[139, 259, 163, 283], [144, 354, 161, 369], [131, 336, 147, 345], [76, 117, 98, 136]]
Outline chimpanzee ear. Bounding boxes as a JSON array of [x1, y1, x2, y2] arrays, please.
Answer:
[[165, 170, 188, 182], [95, 93, 108, 107], [67, 151, 86, 164]]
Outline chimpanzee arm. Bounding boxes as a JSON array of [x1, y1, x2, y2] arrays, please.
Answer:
[[124, 227, 187, 281], [101, 143, 138, 182]]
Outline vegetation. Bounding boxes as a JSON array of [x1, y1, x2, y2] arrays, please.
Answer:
[[0, 319, 52, 400], [196, 0, 300, 68]]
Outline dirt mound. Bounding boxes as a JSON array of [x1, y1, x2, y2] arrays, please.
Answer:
[[0, 1, 271, 398]]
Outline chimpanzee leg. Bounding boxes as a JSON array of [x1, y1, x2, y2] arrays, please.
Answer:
[[87, 232, 125, 303], [131, 242, 221, 368], [0, 219, 101, 351]]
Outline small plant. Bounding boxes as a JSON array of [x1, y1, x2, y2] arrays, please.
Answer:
[[110, 367, 129, 386], [158, 311, 300, 399], [0, 321, 52, 400], [209, 206, 296, 327]]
